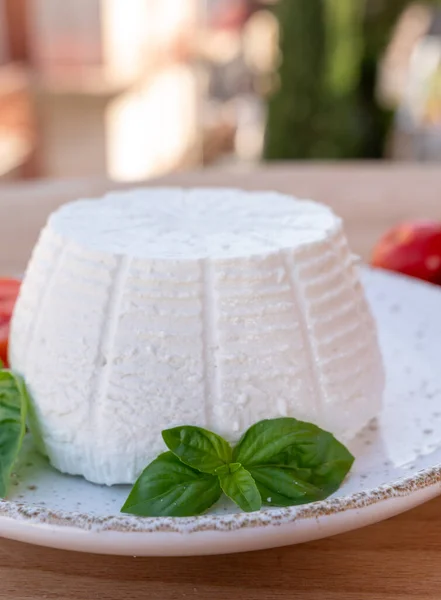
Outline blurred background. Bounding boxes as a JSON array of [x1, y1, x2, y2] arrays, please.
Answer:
[[1, 0, 441, 183]]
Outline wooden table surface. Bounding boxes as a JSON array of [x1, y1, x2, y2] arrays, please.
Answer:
[[1, 163, 441, 600]]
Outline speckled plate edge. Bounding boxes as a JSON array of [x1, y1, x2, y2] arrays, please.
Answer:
[[0, 467, 440, 556]]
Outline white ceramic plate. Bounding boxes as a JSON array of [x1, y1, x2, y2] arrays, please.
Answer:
[[1, 268, 441, 556]]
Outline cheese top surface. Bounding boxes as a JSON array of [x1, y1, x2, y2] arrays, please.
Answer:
[[49, 188, 339, 259]]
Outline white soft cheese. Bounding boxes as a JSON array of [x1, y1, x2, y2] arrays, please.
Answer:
[[9, 188, 384, 485]]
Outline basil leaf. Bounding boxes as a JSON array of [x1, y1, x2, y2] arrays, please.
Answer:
[[248, 465, 325, 506], [217, 463, 262, 513], [162, 425, 232, 474], [121, 452, 222, 517], [233, 418, 354, 505], [0, 370, 28, 497]]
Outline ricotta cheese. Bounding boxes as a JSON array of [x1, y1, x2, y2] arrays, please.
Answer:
[[9, 188, 384, 485]]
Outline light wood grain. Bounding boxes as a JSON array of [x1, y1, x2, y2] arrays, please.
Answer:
[[1, 163, 441, 600]]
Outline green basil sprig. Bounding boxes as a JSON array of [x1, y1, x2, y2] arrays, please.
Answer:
[[121, 418, 354, 517], [0, 365, 29, 497]]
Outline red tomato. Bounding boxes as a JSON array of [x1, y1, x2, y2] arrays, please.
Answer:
[[0, 298, 18, 319], [0, 278, 21, 367], [371, 221, 441, 284], [0, 278, 20, 298], [0, 322, 9, 367]]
